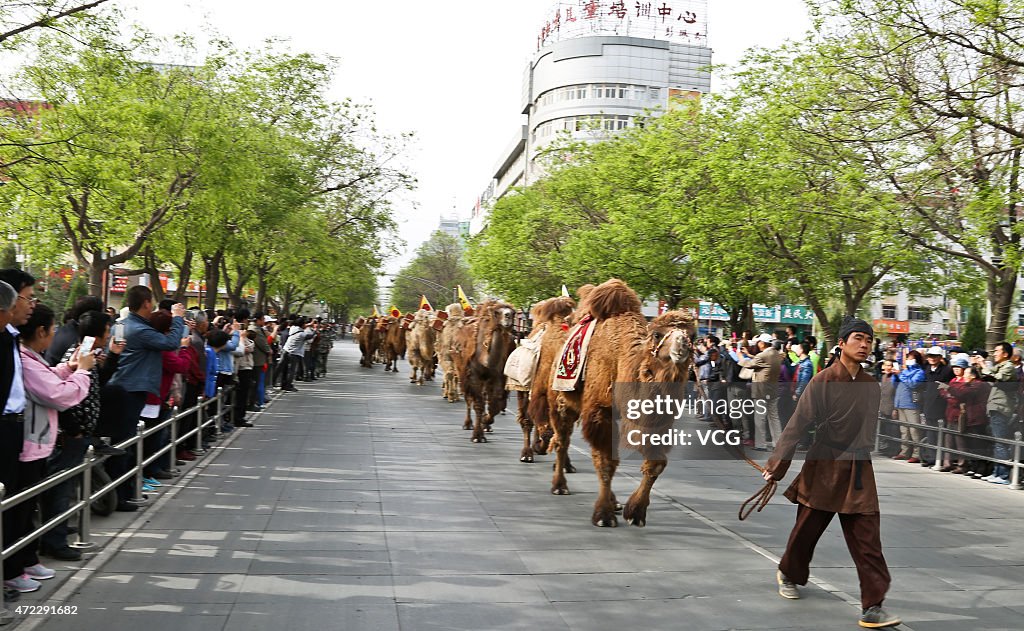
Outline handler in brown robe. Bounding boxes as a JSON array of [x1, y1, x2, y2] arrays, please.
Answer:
[[764, 317, 901, 629]]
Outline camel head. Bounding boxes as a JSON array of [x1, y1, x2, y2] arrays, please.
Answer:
[[444, 303, 464, 321], [644, 310, 696, 382], [483, 300, 516, 331]]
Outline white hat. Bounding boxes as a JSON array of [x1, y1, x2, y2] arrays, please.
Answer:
[[118, 307, 130, 322], [754, 333, 774, 345], [926, 345, 945, 357]]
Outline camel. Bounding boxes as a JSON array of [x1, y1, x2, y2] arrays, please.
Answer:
[[436, 303, 466, 402], [406, 309, 437, 385], [454, 299, 517, 443], [508, 295, 576, 465], [559, 279, 694, 528], [356, 316, 380, 368], [380, 316, 406, 373], [526, 288, 595, 490]]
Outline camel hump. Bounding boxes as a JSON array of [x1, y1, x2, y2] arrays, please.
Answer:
[[583, 279, 642, 320], [531, 296, 575, 324]]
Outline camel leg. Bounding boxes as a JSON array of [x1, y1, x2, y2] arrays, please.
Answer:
[[622, 459, 667, 528], [483, 381, 499, 433], [590, 450, 619, 527], [517, 392, 534, 463], [462, 385, 473, 431], [409, 364, 418, 383], [471, 392, 487, 443], [549, 426, 570, 495]]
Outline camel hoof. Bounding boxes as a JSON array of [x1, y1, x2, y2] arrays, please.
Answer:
[[615, 503, 623, 512], [593, 513, 618, 528], [565, 463, 577, 474], [463, 424, 471, 430], [484, 426, 493, 433], [551, 486, 570, 495], [622, 500, 648, 526], [472, 436, 487, 443], [520, 454, 534, 463]]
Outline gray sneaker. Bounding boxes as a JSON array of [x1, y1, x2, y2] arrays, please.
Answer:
[[776, 569, 799, 599], [859, 605, 901, 628]]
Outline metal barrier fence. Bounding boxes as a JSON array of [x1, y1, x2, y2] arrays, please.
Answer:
[[0, 386, 238, 620], [875, 414, 1024, 490]]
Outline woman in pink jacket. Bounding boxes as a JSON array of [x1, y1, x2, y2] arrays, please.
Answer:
[[5, 304, 92, 594]]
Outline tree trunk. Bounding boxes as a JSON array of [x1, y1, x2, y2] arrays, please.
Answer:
[[256, 271, 268, 312], [203, 251, 223, 311], [143, 247, 164, 303], [172, 248, 193, 303], [985, 267, 1017, 350], [87, 254, 106, 299]]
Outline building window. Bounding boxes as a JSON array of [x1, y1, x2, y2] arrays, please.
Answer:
[[536, 83, 665, 108], [1018, 314, 1024, 327], [881, 304, 896, 319], [907, 306, 931, 322]]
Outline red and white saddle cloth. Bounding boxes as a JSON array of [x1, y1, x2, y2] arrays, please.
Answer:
[[552, 315, 595, 392]]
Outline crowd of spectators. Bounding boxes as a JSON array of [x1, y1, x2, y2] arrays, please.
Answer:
[[0, 267, 337, 602], [691, 326, 1022, 483]]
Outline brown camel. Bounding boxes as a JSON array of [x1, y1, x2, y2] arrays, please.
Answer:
[[406, 309, 437, 385], [454, 299, 516, 442], [560, 279, 694, 528], [527, 286, 595, 491], [380, 316, 406, 373], [356, 316, 380, 368], [510, 295, 576, 464], [436, 303, 466, 402]]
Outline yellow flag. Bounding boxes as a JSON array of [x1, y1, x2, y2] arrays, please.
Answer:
[[457, 285, 473, 311], [371, 304, 380, 317], [389, 305, 401, 318], [561, 284, 570, 297], [419, 295, 433, 311]]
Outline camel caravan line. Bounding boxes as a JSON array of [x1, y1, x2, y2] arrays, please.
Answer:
[[352, 279, 697, 528]]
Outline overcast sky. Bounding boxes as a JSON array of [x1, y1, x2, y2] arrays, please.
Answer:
[[117, 0, 812, 274]]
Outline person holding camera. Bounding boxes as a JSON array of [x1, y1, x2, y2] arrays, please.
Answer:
[[100, 286, 185, 511], [892, 350, 925, 462]]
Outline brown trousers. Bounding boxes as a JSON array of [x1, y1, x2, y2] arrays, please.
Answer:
[[778, 503, 891, 610]]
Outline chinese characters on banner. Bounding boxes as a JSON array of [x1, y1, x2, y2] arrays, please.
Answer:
[[698, 302, 816, 325], [538, 0, 708, 50]]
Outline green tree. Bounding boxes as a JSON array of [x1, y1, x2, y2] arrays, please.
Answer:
[[804, 0, 1024, 347], [0, 242, 16, 268], [391, 231, 474, 311], [64, 273, 88, 311], [961, 305, 987, 351], [0, 1, 112, 48]]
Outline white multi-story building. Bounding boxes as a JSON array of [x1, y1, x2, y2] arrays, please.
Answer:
[[470, 1, 712, 234]]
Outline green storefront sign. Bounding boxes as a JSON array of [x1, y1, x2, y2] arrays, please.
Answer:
[[779, 304, 814, 325]]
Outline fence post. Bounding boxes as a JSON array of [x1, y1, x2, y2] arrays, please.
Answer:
[[1010, 431, 1022, 491], [1, 483, 7, 621], [169, 405, 179, 468], [216, 386, 224, 434], [932, 421, 945, 470], [195, 398, 205, 453], [874, 415, 883, 455], [71, 446, 97, 550], [130, 420, 147, 506]]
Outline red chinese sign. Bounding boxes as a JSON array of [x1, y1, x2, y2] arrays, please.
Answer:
[[538, 0, 708, 50]]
